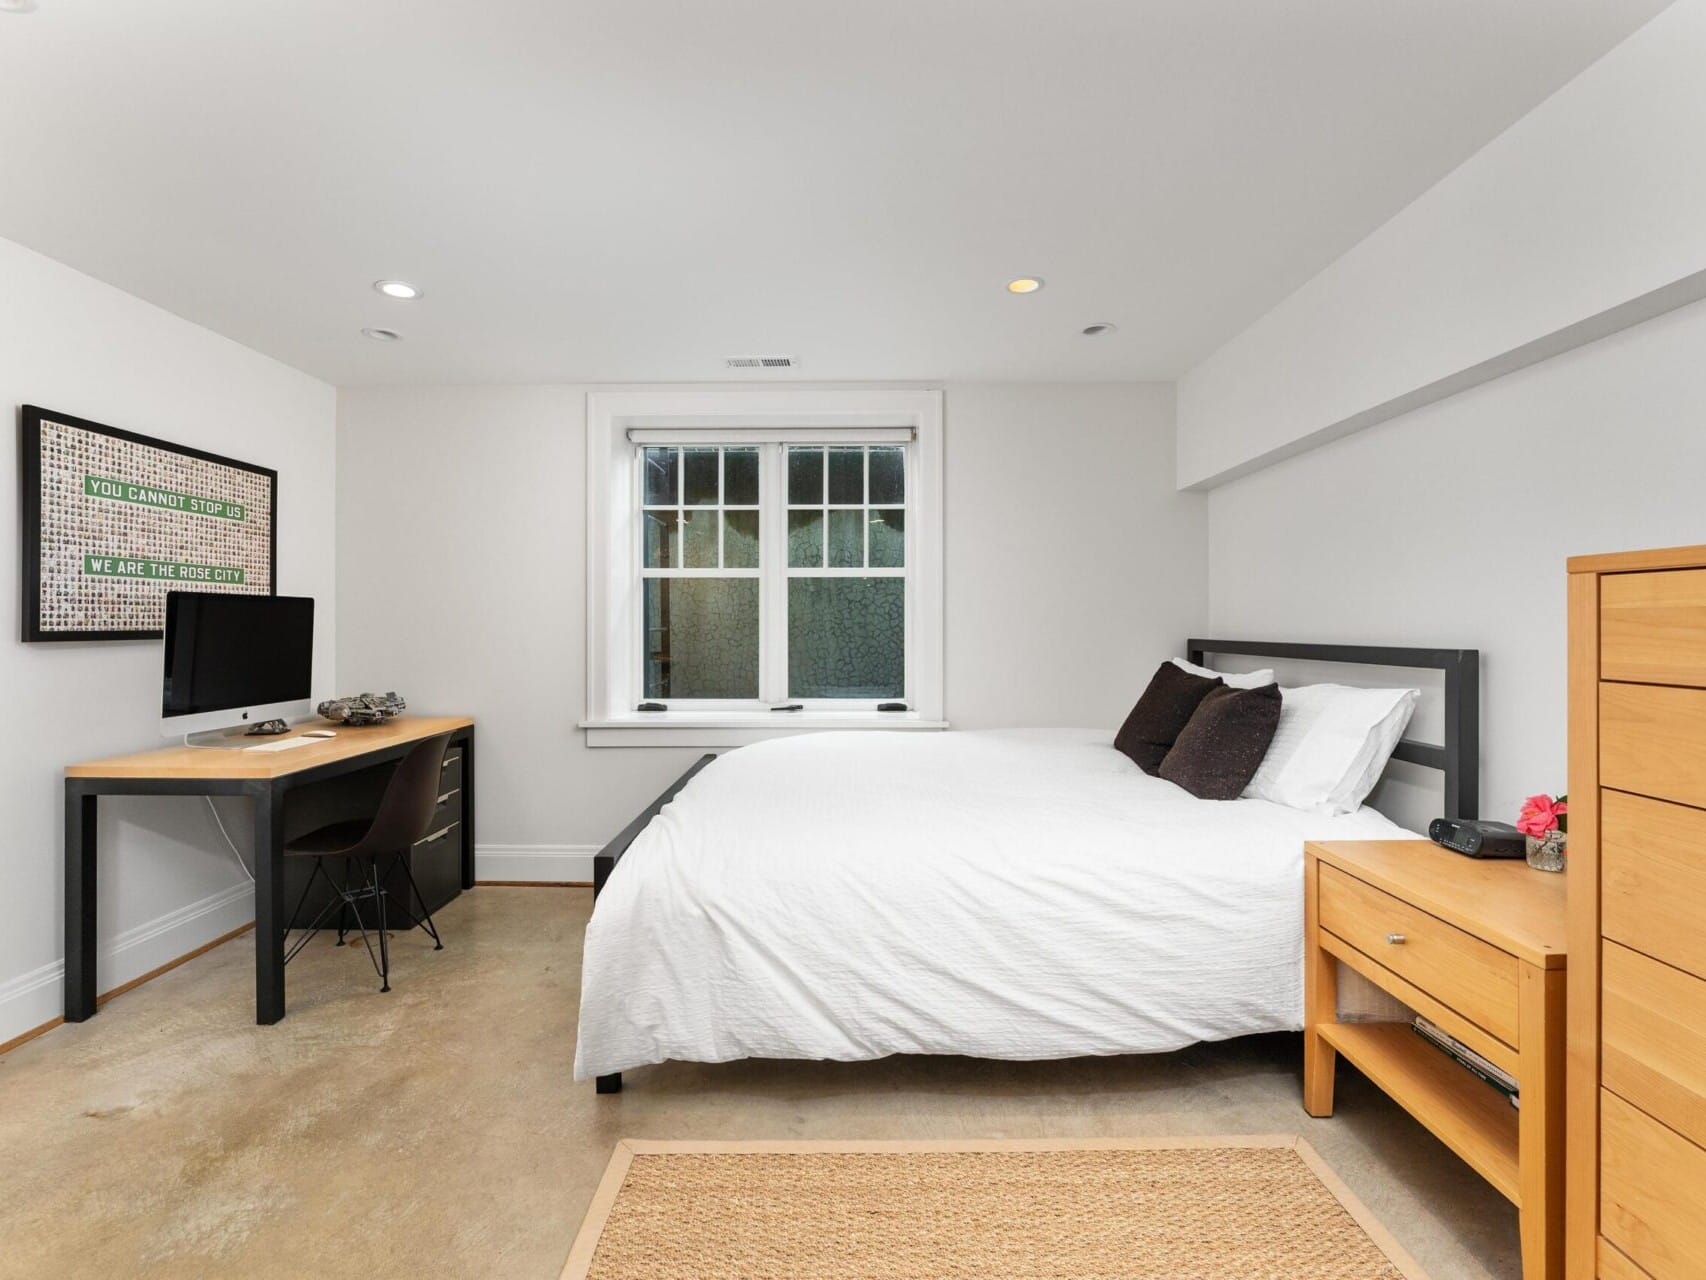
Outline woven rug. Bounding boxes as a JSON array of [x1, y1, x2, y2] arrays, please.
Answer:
[[562, 1136, 1429, 1279]]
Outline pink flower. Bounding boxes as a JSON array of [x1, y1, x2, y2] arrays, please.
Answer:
[[1517, 793, 1567, 838]]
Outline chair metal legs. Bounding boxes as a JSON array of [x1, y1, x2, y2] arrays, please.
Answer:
[[382, 853, 444, 951], [336, 858, 352, 947], [283, 851, 444, 994]]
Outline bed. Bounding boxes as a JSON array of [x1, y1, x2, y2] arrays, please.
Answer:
[[575, 640, 1479, 1091]]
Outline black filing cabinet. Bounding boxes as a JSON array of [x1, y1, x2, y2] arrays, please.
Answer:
[[281, 744, 466, 930]]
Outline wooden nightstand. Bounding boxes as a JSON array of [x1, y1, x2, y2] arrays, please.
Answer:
[[1304, 840, 1568, 1280]]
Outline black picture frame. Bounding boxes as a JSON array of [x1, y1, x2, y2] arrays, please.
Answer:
[[20, 404, 279, 643]]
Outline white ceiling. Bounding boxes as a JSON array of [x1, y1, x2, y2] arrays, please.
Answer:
[[0, 1, 1671, 387]]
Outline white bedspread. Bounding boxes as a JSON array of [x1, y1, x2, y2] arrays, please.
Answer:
[[574, 729, 1412, 1079]]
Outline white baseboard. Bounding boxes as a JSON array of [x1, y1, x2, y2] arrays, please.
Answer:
[[475, 844, 598, 884], [0, 880, 255, 1049]]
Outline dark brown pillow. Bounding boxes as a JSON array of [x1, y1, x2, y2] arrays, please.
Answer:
[[1114, 662, 1224, 775], [1159, 682, 1283, 800]]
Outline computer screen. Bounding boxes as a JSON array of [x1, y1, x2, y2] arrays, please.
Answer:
[[162, 592, 314, 719]]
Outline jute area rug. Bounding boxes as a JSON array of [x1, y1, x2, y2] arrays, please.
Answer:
[[562, 1136, 1429, 1279]]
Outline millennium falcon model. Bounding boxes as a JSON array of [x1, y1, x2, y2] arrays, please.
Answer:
[[316, 691, 407, 726]]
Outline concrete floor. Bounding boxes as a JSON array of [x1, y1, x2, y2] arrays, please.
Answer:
[[0, 888, 1519, 1279]]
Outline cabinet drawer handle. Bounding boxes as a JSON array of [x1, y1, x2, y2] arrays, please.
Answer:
[[417, 824, 454, 846], [1386, 932, 1406, 945]]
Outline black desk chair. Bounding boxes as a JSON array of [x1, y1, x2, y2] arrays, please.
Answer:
[[282, 732, 453, 993]]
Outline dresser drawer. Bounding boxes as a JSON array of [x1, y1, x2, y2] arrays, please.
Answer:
[[1603, 789, 1706, 982], [1603, 569, 1706, 687], [1598, 1238, 1657, 1280], [1600, 1089, 1706, 1278], [1318, 865, 1519, 1045], [1603, 941, 1706, 1152], [1601, 683, 1706, 810]]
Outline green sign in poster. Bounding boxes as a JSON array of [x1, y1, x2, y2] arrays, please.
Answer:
[[83, 555, 246, 585], [83, 474, 247, 521]]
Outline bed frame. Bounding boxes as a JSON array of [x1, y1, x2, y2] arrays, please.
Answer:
[[1185, 640, 1479, 822], [590, 639, 1480, 1093]]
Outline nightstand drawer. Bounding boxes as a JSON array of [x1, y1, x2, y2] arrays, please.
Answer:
[[1602, 568, 1706, 686], [1319, 864, 1520, 1045], [1600, 1089, 1706, 1279]]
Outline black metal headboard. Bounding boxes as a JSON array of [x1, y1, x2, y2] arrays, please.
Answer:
[[1185, 640, 1480, 820]]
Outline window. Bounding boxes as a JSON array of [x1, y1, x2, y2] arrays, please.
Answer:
[[784, 445, 906, 700], [586, 390, 943, 745], [639, 443, 908, 706], [640, 445, 763, 701]]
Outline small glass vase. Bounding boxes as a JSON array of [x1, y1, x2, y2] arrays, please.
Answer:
[[1526, 829, 1567, 873]]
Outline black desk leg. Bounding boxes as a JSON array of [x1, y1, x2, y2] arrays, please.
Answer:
[[253, 782, 287, 1024], [64, 782, 98, 1022], [460, 729, 477, 890]]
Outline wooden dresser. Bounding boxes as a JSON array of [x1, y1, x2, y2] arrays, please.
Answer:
[[1568, 545, 1706, 1280], [1304, 840, 1567, 1280]]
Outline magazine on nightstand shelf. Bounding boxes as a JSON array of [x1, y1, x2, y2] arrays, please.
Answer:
[[1411, 1015, 1520, 1109]]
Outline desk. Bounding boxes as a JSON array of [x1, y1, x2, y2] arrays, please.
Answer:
[[64, 715, 475, 1025]]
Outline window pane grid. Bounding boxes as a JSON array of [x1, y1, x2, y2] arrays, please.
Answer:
[[642, 446, 759, 573], [784, 445, 905, 572]]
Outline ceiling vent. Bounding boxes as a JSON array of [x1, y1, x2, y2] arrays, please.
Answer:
[[726, 355, 795, 369]]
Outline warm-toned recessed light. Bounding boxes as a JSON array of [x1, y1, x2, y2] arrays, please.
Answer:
[[1006, 277, 1044, 295], [1082, 323, 1117, 336], [373, 279, 421, 300], [361, 327, 401, 342]]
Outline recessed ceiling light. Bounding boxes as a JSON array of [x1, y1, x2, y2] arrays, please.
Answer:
[[0, 1, 40, 14], [361, 327, 401, 342], [1082, 323, 1117, 337], [1006, 277, 1044, 295], [373, 279, 422, 300]]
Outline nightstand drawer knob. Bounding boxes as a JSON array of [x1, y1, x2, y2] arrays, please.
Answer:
[[1386, 932, 1406, 945]]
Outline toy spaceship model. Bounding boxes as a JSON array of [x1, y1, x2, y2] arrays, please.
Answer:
[[316, 691, 407, 726]]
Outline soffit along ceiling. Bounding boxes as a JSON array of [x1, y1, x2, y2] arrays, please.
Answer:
[[0, 1, 1672, 386]]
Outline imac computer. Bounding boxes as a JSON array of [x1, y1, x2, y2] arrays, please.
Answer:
[[161, 591, 315, 740]]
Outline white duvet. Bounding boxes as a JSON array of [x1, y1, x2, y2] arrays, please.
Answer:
[[574, 729, 1411, 1079]]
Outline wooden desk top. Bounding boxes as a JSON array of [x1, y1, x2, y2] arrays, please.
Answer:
[[1306, 839, 1568, 970], [66, 715, 473, 780]]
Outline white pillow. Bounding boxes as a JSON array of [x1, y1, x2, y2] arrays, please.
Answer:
[[1244, 683, 1420, 815], [1170, 656, 1276, 690]]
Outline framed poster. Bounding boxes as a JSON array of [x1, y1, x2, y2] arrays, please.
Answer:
[[20, 405, 277, 642]]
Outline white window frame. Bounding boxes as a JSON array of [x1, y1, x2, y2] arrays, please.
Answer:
[[584, 389, 945, 747]]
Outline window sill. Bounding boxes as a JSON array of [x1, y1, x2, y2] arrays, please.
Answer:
[[579, 712, 950, 748]]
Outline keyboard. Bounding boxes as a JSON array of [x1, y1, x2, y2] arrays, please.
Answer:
[[242, 736, 323, 753]]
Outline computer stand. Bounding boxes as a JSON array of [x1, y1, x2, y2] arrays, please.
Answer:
[[184, 721, 292, 750]]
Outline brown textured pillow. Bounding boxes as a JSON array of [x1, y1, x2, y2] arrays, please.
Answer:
[[1159, 682, 1283, 800], [1114, 661, 1224, 775]]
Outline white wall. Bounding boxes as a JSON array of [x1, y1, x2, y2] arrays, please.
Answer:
[[0, 235, 336, 1045], [1207, 294, 1706, 829], [336, 381, 1202, 874], [1177, 0, 1706, 489]]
